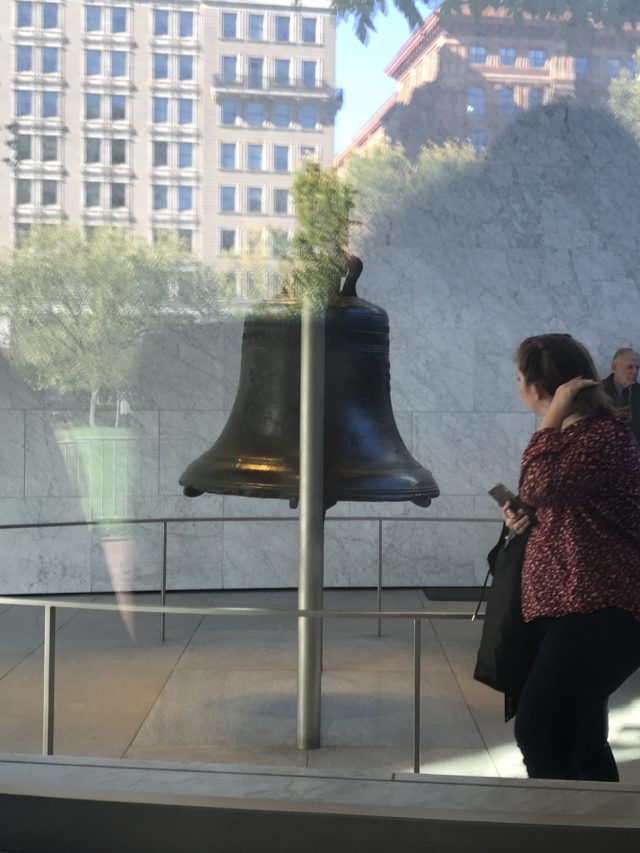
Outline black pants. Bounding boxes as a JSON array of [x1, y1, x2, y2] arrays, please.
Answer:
[[514, 607, 640, 782]]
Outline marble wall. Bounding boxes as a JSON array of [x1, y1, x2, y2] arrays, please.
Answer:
[[1, 99, 637, 595]]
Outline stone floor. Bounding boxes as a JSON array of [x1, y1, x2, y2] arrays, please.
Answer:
[[1, 588, 639, 782]]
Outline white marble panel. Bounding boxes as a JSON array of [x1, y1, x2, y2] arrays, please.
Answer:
[[0, 496, 88, 526], [159, 409, 228, 497], [0, 526, 92, 594], [0, 410, 25, 498], [24, 412, 79, 498], [166, 521, 223, 590], [162, 493, 224, 519], [91, 523, 162, 593], [223, 318, 244, 412], [324, 520, 379, 587], [0, 354, 40, 410], [222, 519, 298, 588], [223, 495, 298, 519], [350, 495, 475, 519]]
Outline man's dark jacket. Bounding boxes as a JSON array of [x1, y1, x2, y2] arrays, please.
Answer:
[[602, 374, 640, 444]]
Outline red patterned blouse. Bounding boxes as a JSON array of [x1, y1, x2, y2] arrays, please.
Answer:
[[519, 416, 640, 622]]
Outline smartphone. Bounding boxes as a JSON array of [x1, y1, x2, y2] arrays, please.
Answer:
[[488, 483, 521, 510]]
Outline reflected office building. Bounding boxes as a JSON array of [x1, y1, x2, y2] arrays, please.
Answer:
[[0, 0, 340, 295], [337, 5, 640, 163]]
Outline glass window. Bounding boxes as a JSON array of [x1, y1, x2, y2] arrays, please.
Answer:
[[85, 93, 101, 119], [299, 104, 316, 129], [529, 87, 544, 108], [177, 229, 192, 250], [16, 134, 32, 161], [178, 98, 193, 124], [16, 90, 33, 116], [42, 3, 59, 29], [274, 188, 288, 214], [221, 229, 235, 252], [624, 58, 637, 77], [247, 101, 264, 127], [302, 61, 316, 87], [42, 180, 58, 205], [154, 9, 169, 36], [528, 50, 546, 68], [499, 47, 517, 66], [179, 11, 194, 38], [16, 179, 32, 205], [178, 186, 192, 211], [469, 45, 486, 64], [153, 53, 169, 79], [111, 51, 126, 77], [276, 16, 290, 42], [222, 12, 236, 39], [273, 102, 290, 128], [222, 56, 236, 82], [467, 86, 486, 115], [112, 7, 127, 33], [468, 130, 486, 154], [221, 99, 237, 125], [220, 142, 236, 169], [248, 143, 262, 170], [85, 5, 101, 31], [16, 46, 33, 73], [153, 140, 168, 166], [42, 47, 59, 74], [302, 17, 317, 43], [249, 14, 263, 40], [575, 56, 588, 75], [275, 59, 290, 85], [85, 182, 100, 207], [272, 229, 289, 259], [85, 137, 101, 163], [178, 141, 193, 168], [86, 50, 101, 76], [248, 187, 262, 213], [246, 229, 261, 253], [249, 58, 263, 88], [608, 58, 621, 78], [111, 183, 126, 208], [153, 97, 168, 123], [498, 86, 516, 116], [111, 94, 126, 121], [17, 2, 33, 27], [42, 91, 59, 118], [153, 184, 168, 209], [221, 186, 236, 212], [179, 55, 193, 81], [274, 145, 289, 172], [111, 139, 126, 165], [300, 145, 315, 158], [42, 136, 58, 161]]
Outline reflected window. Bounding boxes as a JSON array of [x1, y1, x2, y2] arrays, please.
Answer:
[[111, 139, 126, 165], [153, 140, 168, 167], [16, 46, 33, 73], [273, 102, 290, 127], [300, 104, 317, 129], [529, 87, 544, 109], [178, 186, 193, 211], [85, 137, 101, 163], [42, 180, 58, 205], [86, 50, 101, 76], [179, 55, 194, 81], [220, 142, 236, 169], [221, 99, 237, 125], [221, 185, 236, 212], [42, 3, 59, 29], [221, 229, 235, 252], [272, 229, 289, 259], [469, 45, 486, 64], [85, 93, 101, 119], [499, 47, 516, 66], [17, 2, 33, 28], [178, 98, 193, 124], [42, 91, 59, 118], [111, 95, 126, 121], [528, 50, 546, 68], [249, 58, 263, 88], [153, 97, 169, 123], [274, 145, 289, 171], [468, 130, 485, 153], [153, 53, 169, 79], [85, 6, 101, 31], [274, 188, 288, 214], [179, 11, 194, 38], [178, 229, 192, 250], [42, 47, 59, 74], [111, 51, 126, 77], [112, 7, 127, 33], [222, 55, 236, 82], [300, 145, 315, 159], [16, 179, 32, 205], [154, 9, 169, 36], [247, 101, 264, 127], [575, 57, 588, 75], [178, 141, 193, 168], [624, 58, 637, 77], [608, 59, 621, 78], [276, 16, 290, 42], [153, 184, 168, 209], [16, 134, 32, 161], [498, 87, 516, 116], [42, 136, 58, 161], [249, 14, 263, 40], [222, 12, 237, 39], [302, 17, 317, 43], [16, 90, 33, 116], [302, 61, 316, 87], [85, 182, 100, 207], [275, 59, 290, 85], [111, 183, 126, 208], [248, 143, 263, 170], [467, 87, 485, 115], [248, 187, 262, 213]]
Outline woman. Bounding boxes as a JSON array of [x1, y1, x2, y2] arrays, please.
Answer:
[[504, 333, 640, 782]]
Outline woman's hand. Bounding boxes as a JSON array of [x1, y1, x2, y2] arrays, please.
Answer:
[[501, 500, 531, 536], [539, 376, 599, 431]]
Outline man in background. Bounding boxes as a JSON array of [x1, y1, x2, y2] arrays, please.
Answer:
[[602, 347, 640, 443]]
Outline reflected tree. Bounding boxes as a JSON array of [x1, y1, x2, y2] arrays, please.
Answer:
[[609, 48, 640, 141]]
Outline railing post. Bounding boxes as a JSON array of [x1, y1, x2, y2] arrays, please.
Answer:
[[377, 519, 383, 637], [413, 617, 421, 774], [42, 605, 56, 756], [160, 520, 168, 641]]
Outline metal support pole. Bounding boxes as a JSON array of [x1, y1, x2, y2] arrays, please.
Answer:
[[377, 519, 383, 637], [413, 618, 421, 773], [42, 605, 56, 756], [297, 296, 325, 750], [160, 521, 168, 641]]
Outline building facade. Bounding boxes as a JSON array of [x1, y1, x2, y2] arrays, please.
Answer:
[[337, 6, 640, 163], [0, 0, 338, 291]]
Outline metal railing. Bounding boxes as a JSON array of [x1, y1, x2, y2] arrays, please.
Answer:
[[0, 592, 483, 774]]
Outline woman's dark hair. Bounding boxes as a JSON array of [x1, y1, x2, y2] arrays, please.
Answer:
[[516, 334, 618, 418]]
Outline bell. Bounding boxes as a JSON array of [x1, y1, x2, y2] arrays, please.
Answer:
[[180, 258, 439, 507]]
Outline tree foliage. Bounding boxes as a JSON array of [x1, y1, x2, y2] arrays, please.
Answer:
[[0, 226, 217, 424], [609, 48, 640, 141]]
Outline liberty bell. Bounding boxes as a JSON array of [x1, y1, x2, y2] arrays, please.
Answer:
[[179, 256, 439, 508]]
